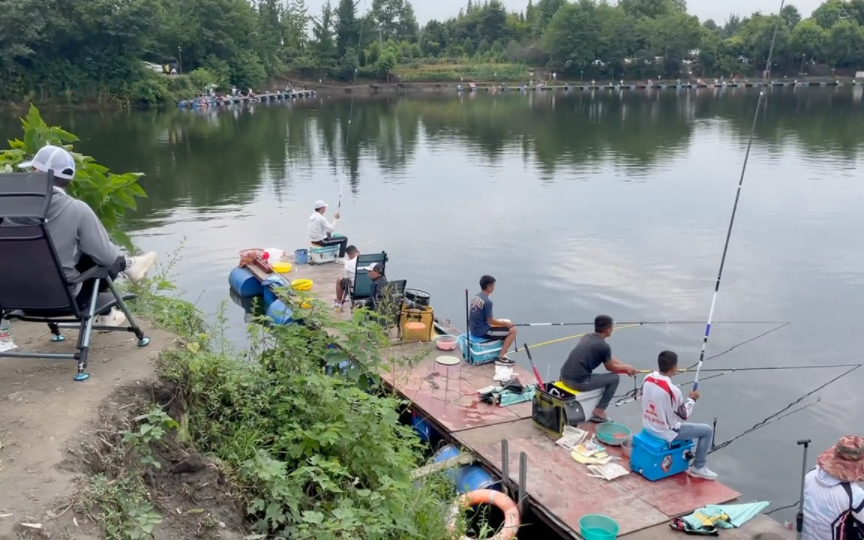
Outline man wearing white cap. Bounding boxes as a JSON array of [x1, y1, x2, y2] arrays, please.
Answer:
[[8, 144, 157, 327], [308, 200, 348, 260]]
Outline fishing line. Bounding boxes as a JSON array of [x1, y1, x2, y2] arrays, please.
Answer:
[[708, 364, 860, 454], [513, 324, 641, 353], [337, 0, 370, 213], [515, 320, 788, 327], [691, 0, 786, 391], [611, 323, 791, 405]]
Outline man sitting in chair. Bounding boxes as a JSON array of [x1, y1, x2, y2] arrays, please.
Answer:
[[8, 145, 157, 326], [308, 200, 348, 260], [357, 263, 388, 311], [334, 245, 359, 310], [642, 350, 717, 480]]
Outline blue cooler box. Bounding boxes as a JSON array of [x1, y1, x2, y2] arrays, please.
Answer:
[[629, 429, 695, 482]]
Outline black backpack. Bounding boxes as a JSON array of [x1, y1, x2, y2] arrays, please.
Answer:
[[831, 482, 864, 540]]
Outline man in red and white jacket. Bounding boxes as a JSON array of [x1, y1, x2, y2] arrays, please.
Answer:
[[641, 350, 718, 480]]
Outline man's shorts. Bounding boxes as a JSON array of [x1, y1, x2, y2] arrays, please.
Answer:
[[480, 327, 510, 341]]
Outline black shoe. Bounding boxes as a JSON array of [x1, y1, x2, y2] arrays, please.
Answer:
[[495, 356, 515, 367]]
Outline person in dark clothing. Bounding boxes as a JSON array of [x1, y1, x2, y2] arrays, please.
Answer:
[[560, 315, 637, 423], [468, 275, 516, 366], [360, 263, 389, 311]]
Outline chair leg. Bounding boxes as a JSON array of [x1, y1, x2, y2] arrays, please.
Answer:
[[47, 322, 65, 342], [106, 279, 150, 347], [73, 279, 101, 382]]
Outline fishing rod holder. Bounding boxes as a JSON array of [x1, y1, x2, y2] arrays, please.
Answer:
[[795, 439, 811, 536]]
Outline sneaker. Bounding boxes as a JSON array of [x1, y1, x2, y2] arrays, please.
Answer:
[[124, 252, 157, 283], [688, 466, 718, 480], [94, 308, 127, 328], [495, 355, 515, 367], [332, 301, 343, 311]]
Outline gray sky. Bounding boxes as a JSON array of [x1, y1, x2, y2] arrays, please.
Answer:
[[309, 0, 823, 26]]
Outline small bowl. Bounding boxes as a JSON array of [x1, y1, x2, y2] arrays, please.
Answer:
[[435, 335, 458, 351], [621, 438, 633, 458], [595, 421, 632, 446]]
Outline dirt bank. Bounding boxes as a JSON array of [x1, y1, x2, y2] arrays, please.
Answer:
[[0, 321, 245, 539]]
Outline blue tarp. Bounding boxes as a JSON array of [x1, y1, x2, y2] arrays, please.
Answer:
[[682, 502, 770, 530]]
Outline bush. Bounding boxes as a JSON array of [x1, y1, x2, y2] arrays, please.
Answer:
[[394, 62, 530, 82], [129, 267, 464, 539], [188, 68, 217, 90]]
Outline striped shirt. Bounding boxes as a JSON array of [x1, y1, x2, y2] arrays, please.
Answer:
[[641, 371, 696, 442]]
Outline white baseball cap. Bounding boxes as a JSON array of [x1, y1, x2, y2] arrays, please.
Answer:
[[18, 144, 76, 181], [314, 200, 328, 209]]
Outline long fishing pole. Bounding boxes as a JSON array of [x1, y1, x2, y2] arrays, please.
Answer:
[[513, 324, 642, 353], [708, 364, 860, 454], [620, 363, 862, 375], [337, 0, 369, 214], [692, 0, 785, 391], [514, 320, 788, 327]]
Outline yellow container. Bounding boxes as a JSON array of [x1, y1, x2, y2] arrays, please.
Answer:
[[400, 306, 434, 342], [291, 278, 313, 291], [272, 261, 293, 274]]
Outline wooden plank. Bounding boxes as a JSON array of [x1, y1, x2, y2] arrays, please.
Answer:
[[410, 453, 474, 480]]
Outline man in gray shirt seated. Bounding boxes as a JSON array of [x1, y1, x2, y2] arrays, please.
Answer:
[[8, 145, 157, 326]]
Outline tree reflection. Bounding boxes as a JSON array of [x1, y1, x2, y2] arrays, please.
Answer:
[[2, 88, 859, 231]]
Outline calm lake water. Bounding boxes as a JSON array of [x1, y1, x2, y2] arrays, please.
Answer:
[[4, 87, 864, 518]]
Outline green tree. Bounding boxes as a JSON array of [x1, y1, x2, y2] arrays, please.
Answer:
[[312, 1, 338, 65], [792, 18, 828, 63], [335, 0, 359, 58]]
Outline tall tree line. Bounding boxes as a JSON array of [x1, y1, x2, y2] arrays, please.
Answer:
[[1, 0, 863, 104]]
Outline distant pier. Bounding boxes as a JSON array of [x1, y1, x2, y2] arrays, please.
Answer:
[[178, 89, 316, 109]]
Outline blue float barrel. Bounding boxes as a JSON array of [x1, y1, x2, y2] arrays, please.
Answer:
[[229, 267, 263, 298], [266, 299, 294, 325], [432, 445, 500, 493]]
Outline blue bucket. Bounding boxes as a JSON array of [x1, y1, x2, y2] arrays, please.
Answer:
[[294, 249, 309, 265], [579, 514, 620, 540]]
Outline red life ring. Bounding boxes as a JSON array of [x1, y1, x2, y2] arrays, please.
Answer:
[[446, 488, 521, 540]]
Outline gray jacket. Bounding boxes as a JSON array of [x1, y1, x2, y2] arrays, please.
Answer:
[[2, 187, 120, 282]]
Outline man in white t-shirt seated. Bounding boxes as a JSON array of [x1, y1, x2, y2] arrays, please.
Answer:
[[308, 200, 348, 260], [333, 245, 359, 310], [641, 350, 717, 480], [801, 435, 864, 540]]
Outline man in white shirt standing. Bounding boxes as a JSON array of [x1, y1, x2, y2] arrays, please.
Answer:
[[801, 435, 864, 540], [641, 350, 718, 480], [334, 245, 359, 310], [308, 200, 348, 260]]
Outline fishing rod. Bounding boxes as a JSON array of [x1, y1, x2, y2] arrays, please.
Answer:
[[708, 364, 860, 454], [514, 320, 788, 327], [612, 363, 859, 406], [691, 1, 785, 392], [512, 324, 641, 353], [336, 0, 369, 214], [618, 363, 863, 375]]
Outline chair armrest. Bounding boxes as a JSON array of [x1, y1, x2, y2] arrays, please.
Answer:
[[68, 265, 113, 284]]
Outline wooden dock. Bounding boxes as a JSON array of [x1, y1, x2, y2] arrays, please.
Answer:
[[460, 80, 858, 93], [177, 89, 316, 109], [248, 258, 793, 539]]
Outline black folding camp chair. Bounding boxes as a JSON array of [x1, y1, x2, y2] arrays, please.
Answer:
[[349, 251, 389, 304], [0, 171, 149, 381]]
